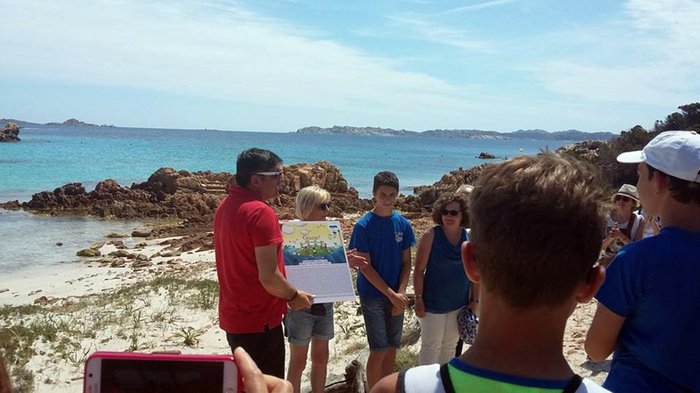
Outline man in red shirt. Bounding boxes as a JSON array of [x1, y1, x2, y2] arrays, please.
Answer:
[[215, 148, 313, 378]]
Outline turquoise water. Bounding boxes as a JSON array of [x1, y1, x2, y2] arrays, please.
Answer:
[[0, 126, 571, 273], [0, 126, 569, 200]]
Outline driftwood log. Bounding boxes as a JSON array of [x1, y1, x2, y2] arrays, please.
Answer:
[[324, 360, 366, 393]]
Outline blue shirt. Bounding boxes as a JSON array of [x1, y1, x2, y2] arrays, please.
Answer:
[[423, 226, 470, 313], [349, 211, 415, 298], [596, 227, 700, 392]]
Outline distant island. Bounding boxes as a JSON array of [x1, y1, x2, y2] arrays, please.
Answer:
[[0, 118, 114, 128], [296, 125, 616, 141]]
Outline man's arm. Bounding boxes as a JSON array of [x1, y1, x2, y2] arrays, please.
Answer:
[[255, 244, 312, 311], [412, 230, 434, 318], [391, 247, 413, 316], [585, 302, 625, 361], [355, 251, 409, 310]]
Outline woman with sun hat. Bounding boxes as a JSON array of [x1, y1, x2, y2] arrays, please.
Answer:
[[599, 184, 646, 266]]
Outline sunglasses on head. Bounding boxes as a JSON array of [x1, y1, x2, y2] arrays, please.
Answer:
[[256, 170, 283, 178], [318, 203, 331, 211], [614, 195, 632, 203], [441, 209, 461, 216]]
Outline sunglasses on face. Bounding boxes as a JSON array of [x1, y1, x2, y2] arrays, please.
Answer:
[[256, 170, 283, 178], [614, 195, 632, 203], [318, 203, 331, 211], [441, 209, 461, 216]]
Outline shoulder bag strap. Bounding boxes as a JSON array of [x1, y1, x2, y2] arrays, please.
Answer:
[[439, 363, 457, 393], [562, 374, 583, 393], [621, 212, 635, 238]]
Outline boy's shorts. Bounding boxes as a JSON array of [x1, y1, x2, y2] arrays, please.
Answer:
[[285, 303, 334, 345], [360, 296, 404, 351]]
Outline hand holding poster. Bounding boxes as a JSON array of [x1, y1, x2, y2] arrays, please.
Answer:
[[281, 220, 356, 303]]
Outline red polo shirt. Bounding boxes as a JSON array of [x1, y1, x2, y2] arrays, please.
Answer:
[[214, 186, 287, 334]]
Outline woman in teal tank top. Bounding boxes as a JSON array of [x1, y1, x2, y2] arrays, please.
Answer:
[[413, 193, 472, 365]]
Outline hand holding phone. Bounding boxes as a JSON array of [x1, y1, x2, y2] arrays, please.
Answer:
[[84, 351, 238, 393], [233, 347, 292, 393]]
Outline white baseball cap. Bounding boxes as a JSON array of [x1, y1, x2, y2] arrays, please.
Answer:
[[617, 130, 700, 183]]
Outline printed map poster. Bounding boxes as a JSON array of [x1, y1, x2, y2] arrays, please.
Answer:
[[281, 220, 356, 303]]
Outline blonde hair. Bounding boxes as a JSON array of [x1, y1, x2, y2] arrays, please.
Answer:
[[295, 186, 331, 220]]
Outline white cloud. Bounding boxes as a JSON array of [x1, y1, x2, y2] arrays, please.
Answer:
[[0, 0, 477, 120], [386, 15, 495, 52], [525, 0, 700, 106], [441, 0, 516, 15]]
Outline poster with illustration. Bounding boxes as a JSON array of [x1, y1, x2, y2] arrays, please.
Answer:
[[281, 220, 356, 303]]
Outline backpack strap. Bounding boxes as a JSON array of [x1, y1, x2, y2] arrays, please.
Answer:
[[562, 374, 583, 393], [396, 370, 407, 393], [439, 363, 456, 393]]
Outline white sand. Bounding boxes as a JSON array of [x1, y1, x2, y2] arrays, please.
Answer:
[[1, 236, 608, 392]]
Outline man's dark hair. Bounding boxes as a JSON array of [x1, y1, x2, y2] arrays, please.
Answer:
[[373, 171, 399, 193], [646, 164, 700, 206], [235, 148, 283, 187]]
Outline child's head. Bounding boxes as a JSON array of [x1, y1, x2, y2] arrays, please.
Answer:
[[373, 171, 399, 194], [467, 153, 605, 309], [372, 171, 400, 209], [296, 185, 331, 220]]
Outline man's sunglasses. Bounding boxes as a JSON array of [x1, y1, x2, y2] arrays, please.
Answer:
[[614, 195, 632, 203], [256, 170, 283, 178], [441, 209, 461, 216], [318, 203, 331, 211]]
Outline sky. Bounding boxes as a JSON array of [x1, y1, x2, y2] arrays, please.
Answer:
[[1, 0, 698, 133]]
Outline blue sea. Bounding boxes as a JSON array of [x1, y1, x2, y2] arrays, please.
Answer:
[[0, 126, 572, 273]]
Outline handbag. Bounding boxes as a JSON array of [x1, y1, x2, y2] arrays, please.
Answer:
[[457, 284, 478, 344], [457, 305, 478, 345]]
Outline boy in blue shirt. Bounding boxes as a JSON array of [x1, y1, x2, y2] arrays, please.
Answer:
[[372, 154, 609, 393], [586, 131, 700, 392], [350, 171, 416, 390]]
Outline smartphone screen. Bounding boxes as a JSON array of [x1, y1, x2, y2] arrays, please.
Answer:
[[99, 359, 224, 393]]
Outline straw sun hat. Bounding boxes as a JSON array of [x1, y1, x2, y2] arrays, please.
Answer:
[[613, 184, 639, 204]]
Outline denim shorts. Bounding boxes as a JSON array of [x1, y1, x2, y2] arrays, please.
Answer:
[[360, 296, 404, 351], [285, 303, 334, 345]]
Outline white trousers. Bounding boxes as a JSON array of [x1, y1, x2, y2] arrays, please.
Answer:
[[418, 309, 460, 365]]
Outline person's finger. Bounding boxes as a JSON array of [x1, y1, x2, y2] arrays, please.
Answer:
[[233, 347, 267, 393], [264, 374, 293, 393]]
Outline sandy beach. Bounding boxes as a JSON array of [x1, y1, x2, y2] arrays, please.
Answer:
[[0, 224, 610, 392]]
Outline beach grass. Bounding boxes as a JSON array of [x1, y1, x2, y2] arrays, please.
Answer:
[[0, 272, 220, 390]]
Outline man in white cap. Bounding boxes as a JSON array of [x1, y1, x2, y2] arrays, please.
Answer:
[[585, 131, 700, 392]]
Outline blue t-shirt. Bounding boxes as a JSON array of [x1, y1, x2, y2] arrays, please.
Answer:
[[349, 211, 416, 298], [596, 226, 700, 392], [423, 226, 470, 313]]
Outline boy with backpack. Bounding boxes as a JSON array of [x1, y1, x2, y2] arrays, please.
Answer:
[[372, 154, 609, 392]]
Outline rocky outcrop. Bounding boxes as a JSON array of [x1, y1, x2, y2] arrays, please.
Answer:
[[410, 164, 488, 207], [0, 122, 20, 142], [5, 161, 370, 220], [274, 161, 371, 219], [477, 152, 496, 159]]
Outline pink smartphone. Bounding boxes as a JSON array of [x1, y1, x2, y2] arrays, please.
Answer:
[[83, 351, 239, 393]]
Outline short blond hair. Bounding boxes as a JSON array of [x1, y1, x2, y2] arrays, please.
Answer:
[[296, 186, 331, 220]]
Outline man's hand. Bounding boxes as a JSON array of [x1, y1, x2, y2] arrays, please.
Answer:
[[288, 290, 313, 311], [234, 347, 292, 393], [414, 297, 425, 318], [391, 306, 404, 317], [387, 290, 409, 310], [347, 249, 369, 271]]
